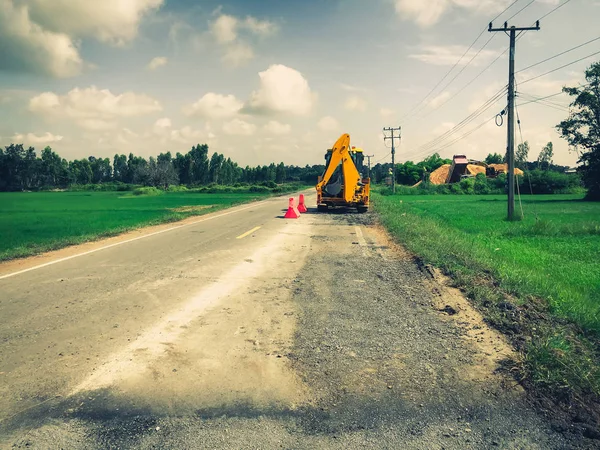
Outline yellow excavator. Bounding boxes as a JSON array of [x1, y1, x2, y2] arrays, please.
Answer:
[[316, 133, 370, 213]]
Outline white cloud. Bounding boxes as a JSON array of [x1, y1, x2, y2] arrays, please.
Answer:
[[0, 1, 83, 77], [12, 131, 64, 144], [147, 56, 167, 70], [222, 41, 254, 67], [184, 93, 243, 119], [432, 121, 455, 134], [345, 95, 367, 112], [223, 118, 257, 136], [243, 16, 278, 36], [263, 120, 291, 135], [152, 117, 172, 136], [210, 14, 238, 44], [409, 45, 499, 66], [209, 13, 278, 67], [428, 91, 451, 108], [26, 0, 164, 44], [394, 0, 510, 27], [380, 108, 395, 119], [170, 126, 209, 144], [29, 86, 162, 130], [318, 116, 340, 132], [0, 0, 163, 77], [244, 64, 316, 116], [340, 83, 367, 92]]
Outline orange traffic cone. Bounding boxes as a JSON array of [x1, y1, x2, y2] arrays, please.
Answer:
[[298, 194, 307, 213], [284, 197, 300, 219]]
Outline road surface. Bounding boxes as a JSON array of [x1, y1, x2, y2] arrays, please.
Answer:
[[0, 193, 589, 448]]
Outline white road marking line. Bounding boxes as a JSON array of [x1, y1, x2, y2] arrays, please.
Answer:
[[0, 200, 270, 280], [355, 226, 369, 257], [236, 226, 261, 240]]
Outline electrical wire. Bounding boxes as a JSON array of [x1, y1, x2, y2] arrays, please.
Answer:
[[519, 49, 600, 85], [505, 0, 536, 22], [517, 94, 570, 112], [516, 36, 600, 74], [538, 0, 572, 21], [407, 86, 506, 156], [413, 34, 498, 119], [399, 0, 522, 122]]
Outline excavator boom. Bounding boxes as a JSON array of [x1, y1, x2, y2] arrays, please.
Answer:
[[316, 133, 370, 212]]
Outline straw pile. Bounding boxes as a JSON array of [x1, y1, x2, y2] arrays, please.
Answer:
[[429, 164, 451, 185], [488, 163, 524, 175], [466, 164, 486, 176]]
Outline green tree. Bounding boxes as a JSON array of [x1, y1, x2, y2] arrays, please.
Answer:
[[208, 152, 224, 183], [113, 154, 128, 182], [556, 61, 600, 200], [484, 153, 503, 164], [275, 162, 286, 183], [537, 142, 554, 170], [516, 141, 530, 170], [189, 144, 209, 184]]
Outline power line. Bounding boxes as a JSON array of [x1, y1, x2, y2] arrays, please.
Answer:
[[538, 0, 572, 21], [375, 152, 391, 164], [516, 36, 600, 73], [505, 0, 536, 22], [413, 34, 498, 119], [407, 86, 506, 155], [399, 0, 522, 122], [519, 49, 600, 84], [424, 0, 574, 117]]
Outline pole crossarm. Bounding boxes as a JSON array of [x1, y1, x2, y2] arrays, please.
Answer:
[[488, 21, 540, 32]]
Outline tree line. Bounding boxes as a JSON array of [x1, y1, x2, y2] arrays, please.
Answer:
[[0, 143, 325, 192]]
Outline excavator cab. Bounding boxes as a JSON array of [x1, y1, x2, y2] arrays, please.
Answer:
[[316, 134, 370, 212]]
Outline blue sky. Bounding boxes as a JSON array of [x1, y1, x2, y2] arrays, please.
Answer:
[[1, 0, 598, 167]]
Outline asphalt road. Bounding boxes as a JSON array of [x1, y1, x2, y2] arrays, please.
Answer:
[[0, 193, 591, 448]]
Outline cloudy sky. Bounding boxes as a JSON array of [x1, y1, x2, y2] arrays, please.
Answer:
[[1, 0, 598, 167]]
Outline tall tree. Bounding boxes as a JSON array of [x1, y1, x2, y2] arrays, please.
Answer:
[[113, 154, 128, 182], [557, 61, 600, 200], [516, 141, 530, 170], [275, 162, 286, 183], [484, 153, 503, 164], [537, 142, 554, 170], [208, 152, 224, 183]]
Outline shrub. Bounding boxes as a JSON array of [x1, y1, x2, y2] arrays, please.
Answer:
[[519, 170, 582, 195], [459, 177, 475, 194], [474, 173, 490, 194], [132, 186, 163, 196]]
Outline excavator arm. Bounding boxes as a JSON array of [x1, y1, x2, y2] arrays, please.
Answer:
[[316, 133, 365, 206]]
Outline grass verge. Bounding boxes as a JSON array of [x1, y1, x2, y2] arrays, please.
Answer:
[[0, 186, 307, 261], [373, 191, 600, 425]]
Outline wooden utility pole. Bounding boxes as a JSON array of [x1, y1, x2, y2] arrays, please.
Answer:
[[383, 126, 401, 194], [365, 154, 374, 179], [488, 21, 540, 220]]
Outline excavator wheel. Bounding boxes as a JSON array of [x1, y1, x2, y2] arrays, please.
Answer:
[[357, 206, 368, 213], [317, 204, 329, 212]]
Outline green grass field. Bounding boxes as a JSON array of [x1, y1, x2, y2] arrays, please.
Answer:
[[374, 192, 600, 398], [0, 191, 270, 261]]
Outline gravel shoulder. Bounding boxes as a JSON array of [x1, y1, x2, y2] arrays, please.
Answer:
[[4, 207, 592, 449]]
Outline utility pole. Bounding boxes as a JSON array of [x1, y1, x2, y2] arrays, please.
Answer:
[[383, 126, 401, 194], [365, 154, 374, 179], [489, 21, 539, 220]]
